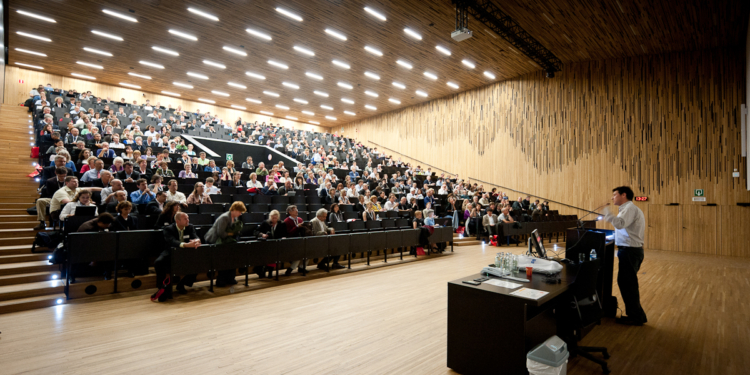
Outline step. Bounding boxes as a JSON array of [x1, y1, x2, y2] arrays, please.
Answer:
[[0, 293, 65, 315], [0, 280, 64, 302], [0, 237, 36, 246], [0, 253, 50, 264], [0, 199, 36, 204], [0, 245, 38, 255], [454, 240, 483, 246], [0, 221, 43, 229], [0, 271, 55, 286], [0, 209, 35, 216], [0, 260, 56, 276], [0, 228, 45, 238], [0, 215, 38, 223]]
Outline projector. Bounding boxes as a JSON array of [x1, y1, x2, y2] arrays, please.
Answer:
[[451, 28, 473, 42]]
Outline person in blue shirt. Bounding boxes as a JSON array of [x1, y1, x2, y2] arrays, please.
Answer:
[[204, 160, 221, 172], [348, 166, 360, 180], [424, 188, 436, 208], [130, 179, 156, 204]]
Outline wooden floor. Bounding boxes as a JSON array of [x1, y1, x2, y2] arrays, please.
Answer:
[[0, 242, 748, 375]]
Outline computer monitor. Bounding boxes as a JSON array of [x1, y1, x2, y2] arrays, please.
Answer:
[[529, 229, 547, 259]]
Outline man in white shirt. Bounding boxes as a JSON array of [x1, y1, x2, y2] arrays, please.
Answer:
[[165, 179, 187, 206], [602, 186, 647, 326]]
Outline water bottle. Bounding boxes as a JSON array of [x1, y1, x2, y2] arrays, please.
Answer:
[[494, 253, 501, 268], [590, 249, 597, 261]]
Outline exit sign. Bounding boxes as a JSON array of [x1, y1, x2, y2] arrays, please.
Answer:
[[694, 189, 704, 197], [634, 196, 648, 202], [18, 79, 24, 83]]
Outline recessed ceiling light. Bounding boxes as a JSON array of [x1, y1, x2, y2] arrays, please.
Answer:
[[309, 121, 320, 125], [152, 46, 179, 56], [332, 60, 351, 69], [314, 91, 329, 97], [341, 98, 354, 104], [83, 47, 112, 56], [364, 7, 386, 21], [173, 82, 194, 89], [17, 31, 51, 42], [404, 28, 422, 40], [302, 111, 315, 115], [365, 105, 377, 110], [246, 28, 272, 41], [187, 7, 219, 21], [102, 9, 137, 22], [436, 45, 451, 56], [293, 46, 315, 56], [260, 111, 274, 115], [211, 90, 230, 97], [14, 48, 46, 57], [321, 105, 333, 110], [483, 71, 496, 79], [364, 46, 383, 56], [365, 90, 378, 97], [199, 98, 216, 104], [128, 72, 152, 79], [17, 10, 56, 23], [396, 59, 413, 69], [461, 59, 475, 69], [246, 98, 262, 104], [325, 116, 338, 121], [447, 82, 459, 89], [161, 91, 180, 96], [15, 62, 43, 69], [245, 71, 266, 80], [392, 81, 406, 89], [263, 91, 280, 97], [228, 82, 247, 89], [71, 73, 95, 80], [90, 30, 122, 41], [286, 116, 298, 120], [268, 60, 289, 69], [276, 7, 303, 22], [282, 82, 300, 89], [337, 82, 353, 90], [424, 71, 438, 80], [231, 105, 246, 110], [305, 72, 324, 80], [187, 72, 209, 80], [139, 61, 165, 69], [168, 29, 198, 41], [203, 60, 226, 69], [325, 28, 347, 41], [364, 71, 380, 80], [344, 111, 356, 115], [416, 90, 428, 97], [388, 98, 401, 104], [119, 82, 141, 89], [294, 98, 309, 104], [276, 104, 290, 110], [76, 61, 104, 69], [223, 46, 247, 56]]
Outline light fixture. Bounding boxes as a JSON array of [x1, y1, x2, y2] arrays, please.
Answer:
[[91, 30, 122, 41], [245, 71, 266, 80], [14, 48, 46, 57], [286, 116, 298, 120], [364, 7, 386, 21], [321, 105, 333, 110], [337, 82, 353, 90], [203, 60, 226, 69], [302, 110, 315, 115], [388, 98, 401, 104], [293, 46, 315, 56], [396, 59, 413, 69], [83, 47, 112, 56], [423, 71, 438, 80], [365, 105, 377, 110], [246, 28, 272, 41], [325, 28, 347, 41], [325, 116, 338, 120], [364, 71, 380, 80], [483, 71, 496, 79], [276, 104, 290, 110], [76, 61, 103, 69], [276, 7, 303, 22], [294, 98, 309, 104], [305, 72, 323, 80], [211, 90, 230, 97], [364, 46, 383, 56], [228, 82, 247, 89], [173, 82, 194, 89], [447, 82, 459, 89], [17, 10, 56, 23], [332, 60, 351, 69], [231, 105, 246, 110], [139, 61, 165, 69], [263, 91, 280, 97], [152, 46, 179, 56], [282, 82, 300, 89], [416, 90, 428, 97], [161, 91, 181, 96], [309, 121, 320, 125], [102, 9, 137, 22], [268, 60, 289, 69], [15, 62, 43, 69], [341, 98, 354, 104], [260, 111, 274, 115], [187, 7, 219, 21], [435, 45, 451, 56], [404, 28, 422, 40], [71, 73, 95, 80], [199, 98, 216, 103], [187, 72, 209, 80], [365, 90, 378, 97], [223, 46, 247, 56], [56, 299, 63, 305], [168, 29, 198, 41], [120, 82, 141, 89], [392, 81, 406, 89], [17, 31, 51, 42], [461, 59, 475, 69], [344, 111, 356, 115], [314, 91, 329, 97], [246, 98, 262, 104], [128, 72, 152, 79]]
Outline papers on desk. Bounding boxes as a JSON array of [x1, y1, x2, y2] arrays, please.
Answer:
[[484, 279, 522, 289], [509, 288, 549, 300]]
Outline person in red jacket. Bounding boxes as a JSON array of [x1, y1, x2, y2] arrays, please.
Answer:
[[283, 205, 304, 275]]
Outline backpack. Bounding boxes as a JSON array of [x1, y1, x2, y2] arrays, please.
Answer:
[[31, 231, 62, 253]]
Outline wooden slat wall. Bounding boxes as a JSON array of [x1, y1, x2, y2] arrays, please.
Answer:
[[341, 48, 750, 256], [3, 66, 330, 134]]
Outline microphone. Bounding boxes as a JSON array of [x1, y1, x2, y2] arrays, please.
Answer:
[[577, 203, 609, 229]]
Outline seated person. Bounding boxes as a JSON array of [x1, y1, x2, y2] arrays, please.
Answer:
[[59, 189, 98, 220], [310, 208, 343, 271], [146, 191, 168, 215], [112, 201, 138, 231], [186, 182, 213, 204], [152, 212, 201, 301], [482, 210, 498, 237], [254, 210, 287, 278]]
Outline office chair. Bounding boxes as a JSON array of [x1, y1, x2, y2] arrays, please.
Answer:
[[562, 258, 610, 374]]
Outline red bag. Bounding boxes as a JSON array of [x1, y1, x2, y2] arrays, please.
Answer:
[[30, 146, 39, 158], [489, 235, 498, 247], [247, 188, 258, 193], [456, 226, 465, 235], [416, 247, 426, 256]]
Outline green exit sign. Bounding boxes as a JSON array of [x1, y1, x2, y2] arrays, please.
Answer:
[[694, 189, 704, 197]]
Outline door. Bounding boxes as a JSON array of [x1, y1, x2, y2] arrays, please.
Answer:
[[681, 205, 717, 255]]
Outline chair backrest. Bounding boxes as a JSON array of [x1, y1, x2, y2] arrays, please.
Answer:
[[64, 216, 95, 234], [380, 218, 396, 229], [254, 195, 272, 204], [276, 237, 305, 262], [344, 211, 359, 220], [117, 230, 164, 259], [369, 231, 387, 250], [305, 236, 329, 259], [234, 194, 253, 204], [187, 213, 213, 225], [211, 242, 249, 271], [331, 221, 348, 233], [199, 204, 225, 214], [246, 240, 278, 265], [249, 203, 269, 213], [385, 211, 398, 218], [348, 221, 365, 231], [210, 194, 233, 204], [365, 220, 382, 230], [242, 212, 265, 223], [182, 205, 199, 213], [348, 232, 369, 253], [386, 230, 403, 248], [327, 234, 350, 256], [68, 232, 118, 263], [272, 195, 291, 204], [171, 244, 211, 276], [402, 228, 421, 247]]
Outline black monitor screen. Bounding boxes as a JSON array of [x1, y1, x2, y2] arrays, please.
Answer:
[[530, 229, 547, 258]]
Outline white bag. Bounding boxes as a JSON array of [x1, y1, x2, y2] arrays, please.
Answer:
[[527, 359, 567, 375], [516, 255, 563, 275]]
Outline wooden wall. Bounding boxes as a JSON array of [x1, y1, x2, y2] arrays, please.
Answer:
[[341, 48, 750, 256], [3, 66, 330, 134]]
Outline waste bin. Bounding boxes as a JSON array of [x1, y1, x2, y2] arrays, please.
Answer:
[[527, 335, 569, 375]]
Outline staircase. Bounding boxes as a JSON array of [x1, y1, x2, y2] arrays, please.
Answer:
[[453, 232, 483, 246], [0, 105, 65, 314]]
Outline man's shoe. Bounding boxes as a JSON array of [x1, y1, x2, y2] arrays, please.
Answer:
[[616, 316, 644, 326], [176, 285, 188, 294], [284, 268, 293, 276], [33, 222, 46, 230], [331, 263, 345, 270], [318, 264, 330, 272], [228, 278, 238, 285], [215, 281, 227, 287]]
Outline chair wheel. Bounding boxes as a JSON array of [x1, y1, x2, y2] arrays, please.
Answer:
[[603, 351, 610, 360]]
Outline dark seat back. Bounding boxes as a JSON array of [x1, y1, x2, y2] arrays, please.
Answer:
[[199, 204, 225, 214], [348, 232, 369, 253], [171, 244, 211, 276], [369, 231, 387, 250], [305, 236, 329, 259], [211, 242, 249, 271], [118, 230, 164, 259], [209, 194, 233, 204], [276, 238, 305, 263], [68, 232, 118, 263], [247, 240, 278, 266], [328, 234, 351, 257], [386, 230, 403, 249], [402, 228, 421, 247]]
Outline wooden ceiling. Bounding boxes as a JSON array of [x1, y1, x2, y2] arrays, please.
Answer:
[[7, 0, 748, 127]]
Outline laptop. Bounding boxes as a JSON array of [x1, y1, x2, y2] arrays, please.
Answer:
[[74, 206, 97, 216]]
